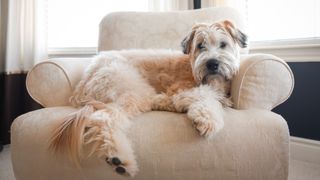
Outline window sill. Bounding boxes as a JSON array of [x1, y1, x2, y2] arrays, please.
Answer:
[[249, 38, 320, 62], [48, 47, 97, 58], [48, 39, 320, 62]]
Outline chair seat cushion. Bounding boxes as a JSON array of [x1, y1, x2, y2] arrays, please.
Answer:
[[11, 107, 289, 180]]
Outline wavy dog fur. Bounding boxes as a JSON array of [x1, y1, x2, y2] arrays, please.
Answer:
[[49, 101, 105, 165], [49, 20, 247, 176]]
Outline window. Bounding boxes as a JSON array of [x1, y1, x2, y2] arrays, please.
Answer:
[[244, 0, 320, 61], [48, 0, 319, 59], [247, 0, 320, 42], [48, 0, 149, 49]]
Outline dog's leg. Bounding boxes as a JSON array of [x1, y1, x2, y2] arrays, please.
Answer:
[[66, 55, 156, 176], [88, 92, 154, 176], [172, 85, 225, 138], [83, 103, 138, 176], [105, 88, 156, 175], [80, 63, 155, 176], [151, 93, 177, 112], [70, 53, 128, 107]]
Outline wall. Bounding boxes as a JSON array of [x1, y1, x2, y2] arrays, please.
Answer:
[[0, 73, 42, 145], [273, 62, 320, 141]]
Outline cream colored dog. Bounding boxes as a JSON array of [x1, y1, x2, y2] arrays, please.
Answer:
[[49, 20, 247, 176]]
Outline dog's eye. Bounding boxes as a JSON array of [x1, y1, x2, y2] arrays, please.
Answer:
[[197, 43, 206, 50], [220, 42, 227, 49]]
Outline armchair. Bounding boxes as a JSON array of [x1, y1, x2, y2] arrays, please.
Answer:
[[11, 7, 294, 180]]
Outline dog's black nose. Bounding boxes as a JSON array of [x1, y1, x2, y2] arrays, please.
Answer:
[[206, 59, 219, 73]]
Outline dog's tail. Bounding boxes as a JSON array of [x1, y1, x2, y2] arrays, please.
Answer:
[[49, 101, 105, 166]]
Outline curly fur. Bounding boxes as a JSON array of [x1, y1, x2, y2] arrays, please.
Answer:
[[49, 20, 247, 176]]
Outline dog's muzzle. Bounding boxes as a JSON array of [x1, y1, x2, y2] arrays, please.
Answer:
[[206, 59, 219, 74], [201, 59, 225, 84]]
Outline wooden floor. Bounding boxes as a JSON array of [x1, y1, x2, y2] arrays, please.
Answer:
[[1, 145, 320, 180]]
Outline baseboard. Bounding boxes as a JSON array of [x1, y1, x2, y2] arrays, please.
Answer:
[[290, 136, 320, 164]]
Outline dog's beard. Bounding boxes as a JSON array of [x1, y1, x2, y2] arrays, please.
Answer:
[[197, 63, 234, 85], [201, 73, 226, 85], [203, 73, 232, 98], [196, 62, 234, 97]]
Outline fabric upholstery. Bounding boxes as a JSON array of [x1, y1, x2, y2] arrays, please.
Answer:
[[232, 54, 294, 110], [26, 58, 92, 107], [11, 107, 289, 180]]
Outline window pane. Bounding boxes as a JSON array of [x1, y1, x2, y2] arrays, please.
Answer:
[[248, 0, 320, 41], [48, 0, 149, 48]]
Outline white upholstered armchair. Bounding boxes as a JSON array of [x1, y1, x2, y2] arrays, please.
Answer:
[[11, 7, 294, 180]]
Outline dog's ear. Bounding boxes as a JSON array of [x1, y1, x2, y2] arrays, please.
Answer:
[[222, 20, 248, 48], [181, 24, 206, 54], [181, 28, 196, 54]]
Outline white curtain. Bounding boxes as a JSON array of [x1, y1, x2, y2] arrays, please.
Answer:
[[1, 0, 47, 74], [149, 0, 194, 11]]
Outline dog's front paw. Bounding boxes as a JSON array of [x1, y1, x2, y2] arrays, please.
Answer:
[[188, 105, 224, 138], [193, 119, 215, 138]]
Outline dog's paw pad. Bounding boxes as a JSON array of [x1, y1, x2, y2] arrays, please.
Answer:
[[106, 157, 122, 166], [115, 166, 126, 174], [111, 157, 122, 166], [106, 157, 137, 176]]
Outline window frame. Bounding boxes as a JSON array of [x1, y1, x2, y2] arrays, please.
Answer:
[[48, 47, 97, 58], [48, 38, 320, 62], [249, 38, 320, 62]]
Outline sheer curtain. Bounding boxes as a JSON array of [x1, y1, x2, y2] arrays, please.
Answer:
[[0, 0, 45, 146], [4, 0, 47, 73]]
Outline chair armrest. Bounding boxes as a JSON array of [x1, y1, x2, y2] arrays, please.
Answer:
[[26, 58, 92, 107], [231, 54, 294, 110]]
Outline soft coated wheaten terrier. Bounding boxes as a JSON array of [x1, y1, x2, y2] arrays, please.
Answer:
[[49, 20, 247, 176]]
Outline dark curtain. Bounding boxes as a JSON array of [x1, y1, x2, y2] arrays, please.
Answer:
[[0, 73, 42, 147], [193, 0, 201, 9]]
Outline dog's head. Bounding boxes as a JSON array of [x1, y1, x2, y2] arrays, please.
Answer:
[[181, 20, 247, 84]]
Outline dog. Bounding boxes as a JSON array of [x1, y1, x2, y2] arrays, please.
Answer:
[[49, 20, 247, 176]]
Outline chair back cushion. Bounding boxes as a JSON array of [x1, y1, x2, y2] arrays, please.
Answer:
[[98, 7, 247, 53]]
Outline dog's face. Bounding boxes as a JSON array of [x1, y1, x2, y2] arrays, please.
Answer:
[[181, 20, 247, 84]]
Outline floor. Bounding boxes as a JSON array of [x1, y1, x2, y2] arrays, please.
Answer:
[[0, 145, 14, 180], [1, 145, 320, 180], [289, 159, 320, 180]]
